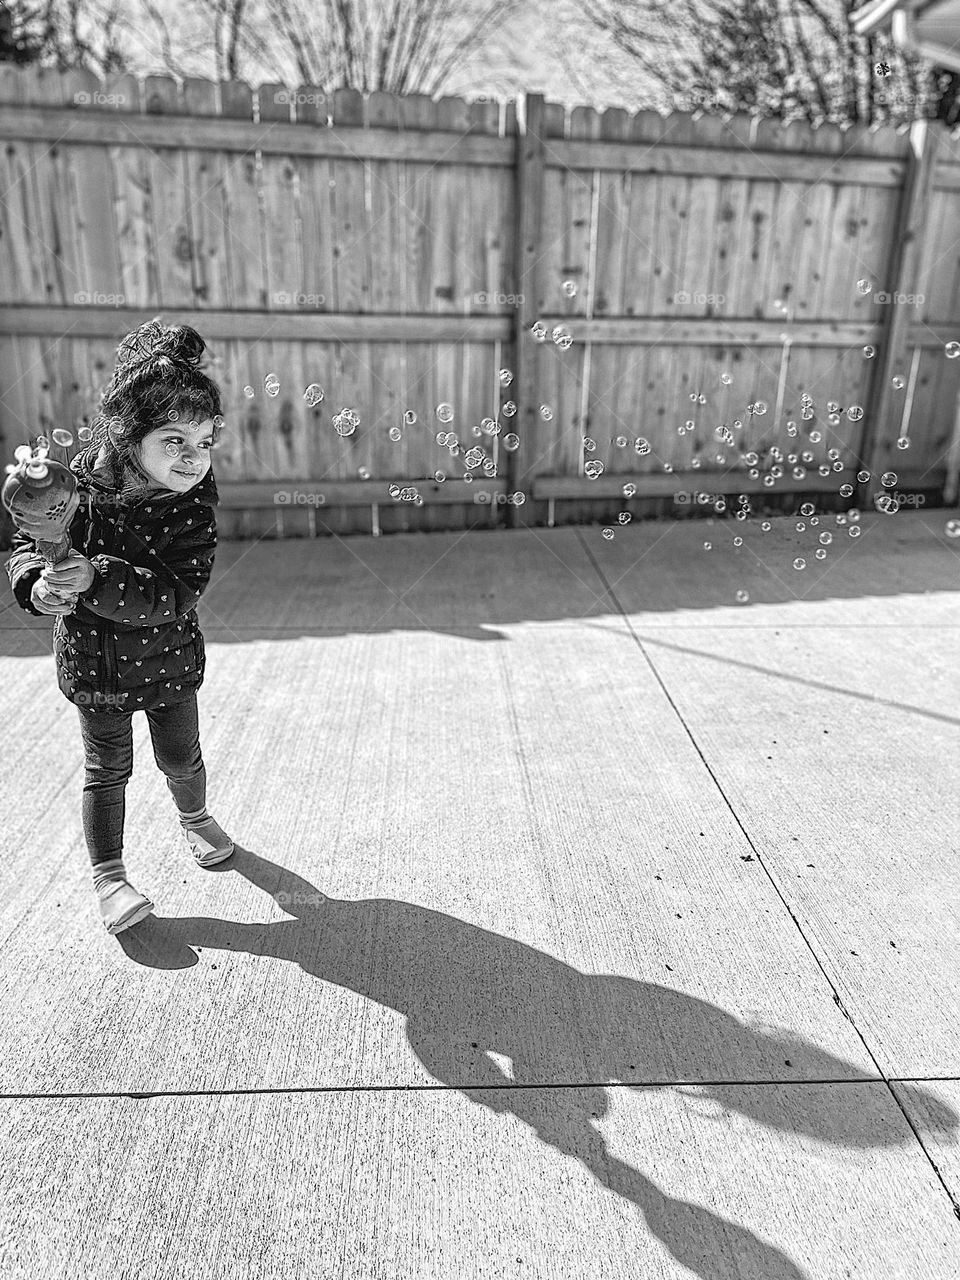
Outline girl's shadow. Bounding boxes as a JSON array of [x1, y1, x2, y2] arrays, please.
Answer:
[[122, 847, 957, 1280]]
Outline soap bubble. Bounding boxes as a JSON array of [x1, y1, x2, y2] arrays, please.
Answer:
[[51, 428, 74, 447], [404, 410, 417, 426], [584, 459, 605, 478], [562, 280, 577, 297], [946, 342, 960, 359], [243, 385, 255, 398], [502, 401, 517, 418], [736, 589, 749, 603], [793, 557, 806, 570], [303, 383, 324, 407], [863, 345, 876, 358], [388, 426, 402, 442], [436, 403, 454, 423], [891, 376, 904, 389], [502, 434, 520, 452], [539, 405, 553, 420], [498, 368, 513, 386], [896, 436, 910, 450]]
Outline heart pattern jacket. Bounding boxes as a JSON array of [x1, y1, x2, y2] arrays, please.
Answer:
[[4, 443, 219, 714]]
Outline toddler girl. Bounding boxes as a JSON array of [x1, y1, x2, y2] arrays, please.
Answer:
[[5, 317, 235, 935]]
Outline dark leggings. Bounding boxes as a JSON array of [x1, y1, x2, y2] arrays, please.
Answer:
[[76, 693, 206, 868]]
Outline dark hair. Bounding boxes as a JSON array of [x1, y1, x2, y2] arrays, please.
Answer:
[[88, 317, 224, 506]]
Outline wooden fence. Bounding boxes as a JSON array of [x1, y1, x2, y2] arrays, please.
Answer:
[[2, 65, 960, 539]]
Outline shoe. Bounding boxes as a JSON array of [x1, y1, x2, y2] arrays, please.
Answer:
[[181, 815, 235, 867], [98, 878, 155, 934]]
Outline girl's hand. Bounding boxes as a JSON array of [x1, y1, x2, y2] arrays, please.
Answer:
[[41, 551, 95, 594], [30, 577, 77, 616]]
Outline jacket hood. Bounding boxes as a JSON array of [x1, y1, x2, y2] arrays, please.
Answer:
[[69, 442, 220, 509]]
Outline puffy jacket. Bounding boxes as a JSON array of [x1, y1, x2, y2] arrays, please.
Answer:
[[4, 443, 219, 714]]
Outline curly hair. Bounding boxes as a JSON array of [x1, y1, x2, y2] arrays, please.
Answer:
[[87, 317, 225, 507]]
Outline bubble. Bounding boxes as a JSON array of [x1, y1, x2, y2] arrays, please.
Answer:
[[618, 512, 631, 524], [77, 426, 93, 443], [531, 322, 546, 342], [358, 466, 370, 480], [896, 436, 910, 450], [760, 521, 771, 532], [498, 368, 514, 387], [403, 410, 417, 426], [539, 405, 553, 420], [562, 280, 577, 297], [946, 519, 960, 537], [796, 521, 806, 533], [388, 426, 402, 442], [876, 494, 899, 514], [690, 457, 701, 469], [792, 467, 805, 480], [622, 482, 637, 499], [303, 383, 324, 407], [552, 326, 565, 343], [615, 435, 627, 448], [332, 410, 358, 437], [862, 345, 876, 359], [502, 401, 517, 418], [584, 459, 605, 478], [502, 434, 520, 452], [744, 452, 759, 466], [51, 428, 74, 447], [242, 385, 255, 399], [556, 334, 573, 351], [891, 376, 904, 389], [733, 536, 743, 547], [786, 422, 797, 436], [264, 375, 280, 397], [163, 441, 180, 458], [946, 342, 960, 359], [815, 548, 827, 560], [849, 525, 861, 537], [800, 502, 815, 516], [703, 541, 712, 551], [436, 403, 454, 423], [754, 401, 767, 415], [793, 557, 806, 570], [857, 279, 872, 294], [839, 483, 854, 497], [583, 437, 596, 452], [602, 528, 614, 540], [736, 589, 749, 603], [880, 471, 897, 487], [801, 407, 814, 420]]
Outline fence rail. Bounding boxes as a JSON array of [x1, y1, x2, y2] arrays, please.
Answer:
[[1, 65, 960, 538]]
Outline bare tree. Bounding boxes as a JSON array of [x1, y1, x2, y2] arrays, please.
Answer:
[[580, 0, 951, 126], [0, 0, 131, 71]]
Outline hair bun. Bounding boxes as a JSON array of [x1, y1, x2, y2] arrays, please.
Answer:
[[157, 324, 205, 367], [113, 317, 206, 386]]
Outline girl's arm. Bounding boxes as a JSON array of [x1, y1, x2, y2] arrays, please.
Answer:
[[78, 505, 217, 627], [4, 525, 47, 616]]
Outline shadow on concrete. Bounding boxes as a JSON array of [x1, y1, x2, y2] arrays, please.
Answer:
[[118, 847, 958, 1280]]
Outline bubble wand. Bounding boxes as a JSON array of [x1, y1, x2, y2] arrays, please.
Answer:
[[2, 434, 80, 605]]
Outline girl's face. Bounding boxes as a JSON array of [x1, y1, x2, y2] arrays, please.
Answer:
[[136, 417, 215, 493]]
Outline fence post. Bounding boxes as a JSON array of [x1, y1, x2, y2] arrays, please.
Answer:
[[857, 117, 940, 509], [507, 92, 547, 529]]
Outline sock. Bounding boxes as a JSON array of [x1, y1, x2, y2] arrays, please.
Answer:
[[92, 858, 127, 894], [178, 805, 211, 828]]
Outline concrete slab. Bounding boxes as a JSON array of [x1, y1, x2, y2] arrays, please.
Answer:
[[2, 507, 960, 1279]]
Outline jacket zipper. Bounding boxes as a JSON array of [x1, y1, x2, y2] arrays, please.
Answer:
[[102, 507, 126, 700]]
